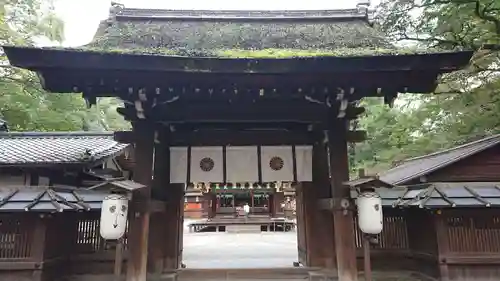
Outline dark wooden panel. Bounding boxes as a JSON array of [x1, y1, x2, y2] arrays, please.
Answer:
[[115, 130, 366, 146], [428, 145, 500, 182], [117, 102, 364, 124], [448, 264, 500, 281]]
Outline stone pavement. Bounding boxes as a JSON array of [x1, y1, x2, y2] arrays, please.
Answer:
[[182, 231, 299, 269]]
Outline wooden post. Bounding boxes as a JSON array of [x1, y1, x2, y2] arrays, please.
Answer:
[[211, 193, 217, 218], [300, 141, 336, 268], [31, 215, 48, 281], [435, 212, 450, 281], [251, 191, 254, 208], [313, 141, 336, 269], [148, 131, 171, 278], [362, 236, 372, 281], [273, 191, 284, 217], [202, 193, 210, 218], [301, 182, 323, 267], [327, 121, 358, 281], [114, 238, 124, 281], [295, 184, 308, 266], [126, 124, 155, 281], [164, 184, 184, 270]]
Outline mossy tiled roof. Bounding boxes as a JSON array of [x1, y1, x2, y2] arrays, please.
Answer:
[[86, 7, 396, 57]]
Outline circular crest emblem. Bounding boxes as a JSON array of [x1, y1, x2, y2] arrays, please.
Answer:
[[199, 157, 215, 172], [269, 156, 284, 171]]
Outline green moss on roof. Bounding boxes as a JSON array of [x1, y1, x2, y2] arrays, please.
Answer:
[[85, 18, 396, 54], [214, 48, 442, 58], [72, 46, 452, 58]]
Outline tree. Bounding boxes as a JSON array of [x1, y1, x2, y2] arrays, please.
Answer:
[[0, 0, 130, 131], [350, 0, 500, 174]]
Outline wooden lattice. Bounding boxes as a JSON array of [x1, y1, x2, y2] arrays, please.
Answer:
[[0, 217, 31, 259]]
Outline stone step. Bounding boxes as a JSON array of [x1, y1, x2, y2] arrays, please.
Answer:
[[226, 224, 261, 233], [177, 267, 313, 280]]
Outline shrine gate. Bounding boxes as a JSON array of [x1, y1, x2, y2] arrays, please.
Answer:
[[2, 3, 472, 281]]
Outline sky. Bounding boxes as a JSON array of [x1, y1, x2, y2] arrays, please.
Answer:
[[53, 0, 379, 47]]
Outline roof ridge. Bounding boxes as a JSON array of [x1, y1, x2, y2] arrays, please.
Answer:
[[113, 7, 370, 21], [400, 133, 500, 163]]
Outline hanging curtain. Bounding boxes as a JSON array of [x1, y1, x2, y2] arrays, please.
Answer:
[[295, 145, 313, 182], [226, 146, 259, 182], [170, 147, 188, 183], [260, 146, 294, 182], [190, 146, 224, 183]]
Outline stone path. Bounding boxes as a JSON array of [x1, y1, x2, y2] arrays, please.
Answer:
[[182, 231, 299, 269]]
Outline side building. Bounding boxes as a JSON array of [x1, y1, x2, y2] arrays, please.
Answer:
[[0, 131, 132, 281], [348, 134, 500, 281], [0, 131, 131, 187]]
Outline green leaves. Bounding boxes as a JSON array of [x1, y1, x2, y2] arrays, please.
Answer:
[[352, 0, 500, 174], [0, 0, 130, 132]]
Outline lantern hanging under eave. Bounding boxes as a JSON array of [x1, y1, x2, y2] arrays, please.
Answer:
[[100, 194, 129, 240], [356, 191, 383, 235]]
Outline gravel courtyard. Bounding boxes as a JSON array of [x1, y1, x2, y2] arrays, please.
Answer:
[[182, 221, 299, 269]]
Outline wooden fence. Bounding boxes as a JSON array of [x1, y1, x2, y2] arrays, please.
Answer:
[[1, 209, 500, 281]]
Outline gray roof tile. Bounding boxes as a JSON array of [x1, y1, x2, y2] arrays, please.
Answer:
[[351, 182, 500, 208], [0, 186, 108, 212], [0, 131, 129, 166], [379, 134, 500, 184]]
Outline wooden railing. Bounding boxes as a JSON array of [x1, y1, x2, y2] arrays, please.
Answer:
[[354, 213, 409, 250], [446, 214, 500, 253], [0, 217, 31, 259]]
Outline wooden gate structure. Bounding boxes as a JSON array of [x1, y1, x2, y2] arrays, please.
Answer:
[[2, 4, 473, 281]]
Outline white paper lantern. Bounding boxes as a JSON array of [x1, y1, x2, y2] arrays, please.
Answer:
[[100, 194, 129, 240], [357, 192, 383, 235]]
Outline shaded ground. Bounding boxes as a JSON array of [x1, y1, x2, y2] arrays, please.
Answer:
[[182, 231, 299, 269]]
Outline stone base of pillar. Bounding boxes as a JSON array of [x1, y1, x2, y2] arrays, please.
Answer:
[[157, 272, 178, 281], [308, 270, 337, 281]]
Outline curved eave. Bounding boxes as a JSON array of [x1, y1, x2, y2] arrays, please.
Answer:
[[3, 46, 473, 75]]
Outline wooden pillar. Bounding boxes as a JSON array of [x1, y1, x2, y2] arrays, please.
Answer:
[[327, 122, 358, 281], [273, 191, 284, 217], [126, 124, 155, 281], [177, 193, 185, 267], [295, 184, 307, 265], [202, 193, 211, 218], [163, 183, 184, 270], [435, 214, 450, 281], [301, 182, 322, 266], [300, 141, 335, 268], [268, 193, 274, 217], [148, 132, 170, 276], [251, 191, 254, 208], [210, 193, 217, 218], [31, 215, 47, 281]]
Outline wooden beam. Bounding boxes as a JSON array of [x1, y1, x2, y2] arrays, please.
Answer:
[[114, 239, 124, 281], [327, 121, 358, 281], [117, 103, 364, 123], [126, 124, 155, 281], [115, 129, 366, 146]]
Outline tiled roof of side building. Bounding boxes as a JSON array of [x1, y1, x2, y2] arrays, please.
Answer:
[[0, 131, 130, 166], [350, 182, 500, 208], [378, 134, 500, 185], [0, 186, 108, 212]]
